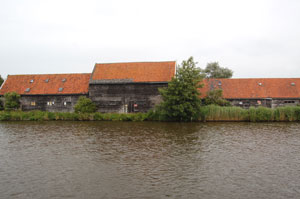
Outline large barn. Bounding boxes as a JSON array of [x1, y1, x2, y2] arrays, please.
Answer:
[[200, 78, 300, 108], [0, 73, 90, 112], [89, 61, 176, 113]]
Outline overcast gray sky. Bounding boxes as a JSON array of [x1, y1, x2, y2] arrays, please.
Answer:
[[0, 0, 300, 78]]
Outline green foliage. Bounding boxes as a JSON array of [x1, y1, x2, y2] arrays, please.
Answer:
[[158, 57, 204, 121], [0, 97, 4, 111], [295, 107, 300, 121], [4, 92, 21, 111], [203, 62, 233, 78], [204, 89, 231, 106], [255, 107, 273, 122], [74, 96, 96, 113], [199, 105, 249, 121], [0, 106, 299, 122], [0, 75, 3, 87], [0, 111, 148, 121], [0, 112, 11, 120]]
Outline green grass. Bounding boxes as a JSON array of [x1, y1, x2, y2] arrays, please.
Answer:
[[0, 111, 149, 122], [199, 105, 300, 122], [199, 105, 249, 121], [0, 105, 300, 122]]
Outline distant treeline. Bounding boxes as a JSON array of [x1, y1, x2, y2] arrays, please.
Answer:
[[0, 105, 300, 122]]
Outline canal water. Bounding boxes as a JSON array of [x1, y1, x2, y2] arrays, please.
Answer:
[[0, 121, 300, 199]]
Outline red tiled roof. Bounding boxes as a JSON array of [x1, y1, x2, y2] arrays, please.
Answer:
[[91, 61, 176, 82], [199, 78, 300, 99], [0, 73, 91, 95]]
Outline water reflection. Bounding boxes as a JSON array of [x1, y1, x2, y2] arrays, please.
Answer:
[[0, 121, 300, 199]]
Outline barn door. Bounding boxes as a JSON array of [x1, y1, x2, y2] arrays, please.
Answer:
[[128, 101, 134, 113]]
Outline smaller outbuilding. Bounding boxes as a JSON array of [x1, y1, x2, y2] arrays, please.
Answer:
[[0, 73, 91, 112], [200, 78, 300, 108]]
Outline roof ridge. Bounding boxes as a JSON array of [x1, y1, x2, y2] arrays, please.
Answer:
[[206, 78, 300, 80], [95, 61, 176, 65], [8, 73, 91, 76]]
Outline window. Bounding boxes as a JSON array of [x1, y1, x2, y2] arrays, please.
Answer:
[[30, 79, 34, 83], [45, 79, 49, 83], [291, 83, 295, 86], [25, 88, 30, 92], [284, 100, 295, 104], [47, 101, 55, 106], [62, 78, 66, 82], [63, 101, 71, 106], [31, 101, 36, 106], [58, 87, 63, 92]]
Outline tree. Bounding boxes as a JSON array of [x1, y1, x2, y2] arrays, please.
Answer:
[[157, 57, 204, 121], [74, 96, 96, 113], [0, 75, 3, 87], [204, 89, 231, 106], [4, 92, 21, 111], [203, 62, 233, 78]]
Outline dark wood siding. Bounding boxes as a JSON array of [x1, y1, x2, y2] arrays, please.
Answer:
[[227, 98, 300, 109], [89, 83, 167, 113], [20, 94, 87, 112]]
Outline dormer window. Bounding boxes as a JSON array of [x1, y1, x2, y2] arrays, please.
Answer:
[[258, 83, 262, 86], [58, 87, 63, 92], [25, 88, 30, 92], [45, 79, 49, 83], [291, 83, 295, 86], [30, 79, 34, 83], [62, 78, 66, 82]]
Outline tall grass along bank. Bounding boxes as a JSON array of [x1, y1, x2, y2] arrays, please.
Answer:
[[0, 111, 148, 122], [0, 106, 300, 122], [199, 105, 300, 122]]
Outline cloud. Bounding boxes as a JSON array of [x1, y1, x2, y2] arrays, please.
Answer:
[[0, 0, 300, 78]]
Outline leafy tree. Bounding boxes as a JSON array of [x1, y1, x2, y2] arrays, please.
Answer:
[[4, 92, 21, 111], [203, 62, 233, 78], [0, 75, 3, 87], [157, 57, 204, 121], [204, 89, 231, 106], [74, 96, 96, 113]]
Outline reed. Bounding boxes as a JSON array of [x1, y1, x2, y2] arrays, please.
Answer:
[[0, 106, 300, 122], [200, 105, 249, 121]]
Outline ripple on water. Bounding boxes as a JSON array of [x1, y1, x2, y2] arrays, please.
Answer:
[[0, 121, 300, 199]]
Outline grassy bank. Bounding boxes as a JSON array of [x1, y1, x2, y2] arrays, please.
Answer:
[[0, 105, 300, 122], [0, 111, 148, 122], [200, 105, 300, 122]]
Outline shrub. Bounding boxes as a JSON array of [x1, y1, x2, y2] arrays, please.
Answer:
[[4, 92, 20, 111], [74, 96, 96, 113], [204, 89, 231, 107], [0, 112, 11, 120], [94, 112, 104, 121], [45, 112, 55, 120]]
